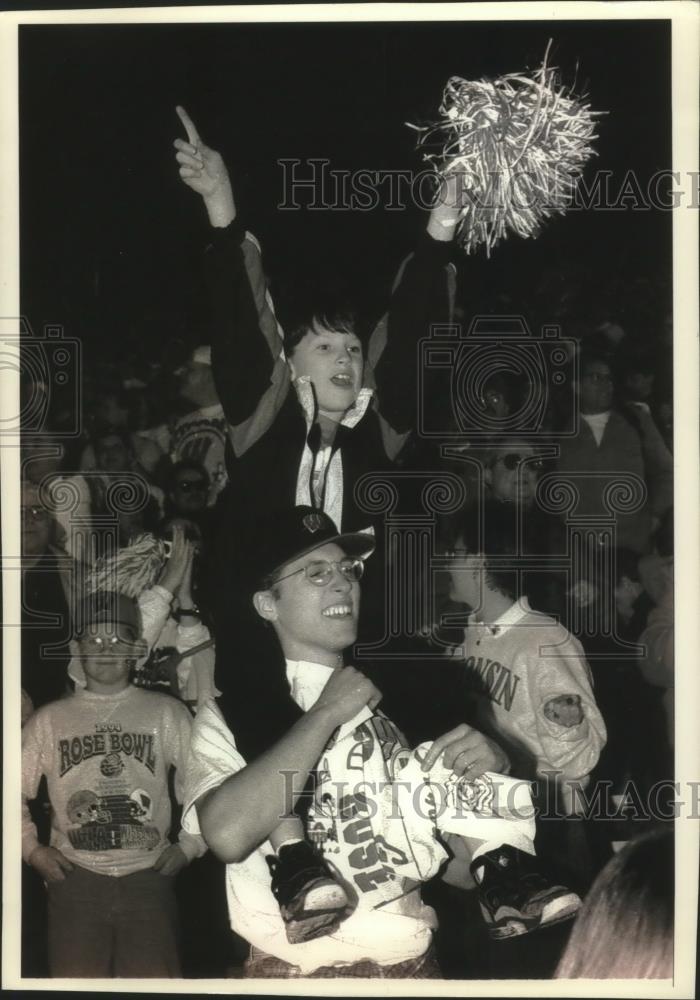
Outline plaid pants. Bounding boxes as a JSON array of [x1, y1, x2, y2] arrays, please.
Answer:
[[243, 944, 441, 979]]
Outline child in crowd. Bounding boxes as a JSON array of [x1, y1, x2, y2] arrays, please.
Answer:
[[443, 499, 607, 812], [22, 590, 206, 978]]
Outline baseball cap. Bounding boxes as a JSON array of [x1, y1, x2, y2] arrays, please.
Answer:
[[78, 591, 142, 636], [256, 506, 375, 587]]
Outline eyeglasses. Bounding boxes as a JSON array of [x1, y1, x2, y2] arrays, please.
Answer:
[[175, 480, 207, 493], [21, 505, 49, 521], [274, 557, 365, 587], [493, 454, 544, 472]]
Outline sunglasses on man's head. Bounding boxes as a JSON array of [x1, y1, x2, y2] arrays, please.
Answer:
[[494, 454, 545, 471], [274, 557, 365, 587]]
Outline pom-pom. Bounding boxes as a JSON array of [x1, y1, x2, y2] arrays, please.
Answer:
[[85, 532, 167, 599], [408, 41, 603, 255]]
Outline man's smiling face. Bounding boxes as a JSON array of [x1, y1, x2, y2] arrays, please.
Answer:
[[289, 324, 363, 416], [258, 542, 360, 663]]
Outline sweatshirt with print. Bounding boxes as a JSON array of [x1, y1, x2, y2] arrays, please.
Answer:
[[459, 599, 607, 782], [22, 685, 205, 876]]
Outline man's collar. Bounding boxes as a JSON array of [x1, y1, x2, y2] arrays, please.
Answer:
[[293, 377, 374, 430], [468, 597, 532, 635]]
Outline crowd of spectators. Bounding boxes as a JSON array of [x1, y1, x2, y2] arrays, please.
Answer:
[[18, 117, 675, 981]]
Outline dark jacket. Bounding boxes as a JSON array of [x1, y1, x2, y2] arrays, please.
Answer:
[[556, 406, 673, 554], [204, 219, 456, 761], [206, 219, 456, 535]]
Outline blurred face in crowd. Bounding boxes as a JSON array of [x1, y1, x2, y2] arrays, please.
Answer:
[[579, 361, 614, 415], [21, 481, 52, 557], [21, 433, 63, 484], [614, 574, 643, 623], [254, 542, 361, 664], [624, 370, 654, 402], [481, 386, 510, 419], [170, 467, 209, 515], [95, 393, 128, 430], [289, 324, 363, 417], [485, 442, 542, 505], [77, 622, 146, 693], [177, 358, 217, 406], [95, 433, 132, 472]]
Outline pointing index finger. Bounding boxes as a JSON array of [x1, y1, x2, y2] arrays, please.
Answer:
[[176, 105, 201, 146]]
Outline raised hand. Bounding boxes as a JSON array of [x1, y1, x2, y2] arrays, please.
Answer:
[[427, 170, 470, 241], [158, 524, 194, 597], [174, 106, 236, 227]]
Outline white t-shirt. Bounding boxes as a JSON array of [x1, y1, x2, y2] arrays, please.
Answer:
[[182, 662, 438, 973], [22, 686, 205, 876], [581, 410, 611, 447]]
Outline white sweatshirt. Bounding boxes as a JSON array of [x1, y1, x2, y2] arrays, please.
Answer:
[[22, 685, 205, 876]]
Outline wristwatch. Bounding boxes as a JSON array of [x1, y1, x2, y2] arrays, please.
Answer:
[[174, 606, 201, 620]]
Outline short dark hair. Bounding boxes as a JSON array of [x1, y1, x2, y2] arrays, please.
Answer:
[[579, 347, 614, 379], [285, 306, 362, 355], [441, 499, 522, 601]]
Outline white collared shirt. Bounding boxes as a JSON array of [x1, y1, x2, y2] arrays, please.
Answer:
[[293, 377, 374, 528], [182, 657, 437, 972]]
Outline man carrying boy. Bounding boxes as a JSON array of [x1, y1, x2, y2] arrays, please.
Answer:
[[182, 506, 581, 978], [172, 106, 461, 758], [21, 591, 205, 978]]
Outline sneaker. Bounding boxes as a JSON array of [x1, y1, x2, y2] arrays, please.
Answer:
[[471, 846, 581, 940], [267, 841, 351, 944]]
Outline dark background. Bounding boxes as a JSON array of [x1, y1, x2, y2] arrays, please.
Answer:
[[19, 17, 673, 369]]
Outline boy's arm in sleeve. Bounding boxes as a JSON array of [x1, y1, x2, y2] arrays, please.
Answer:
[[530, 636, 607, 782], [206, 221, 288, 431], [369, 175, 465, 444], [369, 232, 456, 444]]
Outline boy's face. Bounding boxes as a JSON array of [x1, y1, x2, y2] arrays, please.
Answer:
[[95, 434, 131, 472], [255, 542, 360, 663], [170, 468, 209, 514], [177, 359, 214, 404], [578, 362, 614, 414], [78, 623, 145, 693], [289, 324, 363, 416]]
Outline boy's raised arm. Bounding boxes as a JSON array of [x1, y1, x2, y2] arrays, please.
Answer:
[[371, 173, 467, 441], [173, 107, 282, 429]]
